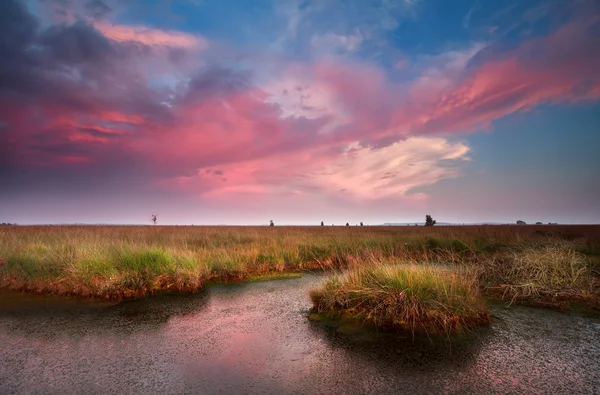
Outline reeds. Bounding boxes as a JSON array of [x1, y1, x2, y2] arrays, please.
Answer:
[[0, 225, 598, 303], [480, 241, 594, 303]]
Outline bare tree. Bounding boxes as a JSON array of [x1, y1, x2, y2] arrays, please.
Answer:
[[151, 214, 157, 226]]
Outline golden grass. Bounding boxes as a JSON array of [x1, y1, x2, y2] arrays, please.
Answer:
[[480, 241, 595, 304]]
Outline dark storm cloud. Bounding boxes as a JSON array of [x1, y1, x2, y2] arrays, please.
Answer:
[[39, 0, 114, 20], [39, 21, 115, 64], [0, 0, 39, 95], [0, 0, 175, 194], [0, 0, 38, 47], [0, 0, 172, 118], [0, 1, 149, 108]]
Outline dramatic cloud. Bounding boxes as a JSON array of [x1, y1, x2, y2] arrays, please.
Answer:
[[1, 0, 599, 224]]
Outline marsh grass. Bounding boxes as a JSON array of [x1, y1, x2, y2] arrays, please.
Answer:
[[0, 225, 598, 303], [310, 263, 490, 335], [481, 241, 595, 304]]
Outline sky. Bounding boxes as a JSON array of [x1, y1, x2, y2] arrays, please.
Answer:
[[0, 0, 599, 225]]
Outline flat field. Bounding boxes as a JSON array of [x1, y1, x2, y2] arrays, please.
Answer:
[[1, 225, 598, 309]]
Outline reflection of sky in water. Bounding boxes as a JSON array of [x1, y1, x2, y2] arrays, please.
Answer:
[[1, 276, 599, 394]]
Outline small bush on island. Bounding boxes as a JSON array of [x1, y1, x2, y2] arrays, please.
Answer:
[[310, 263, 490, 335]]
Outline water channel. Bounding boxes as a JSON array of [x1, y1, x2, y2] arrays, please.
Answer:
[[1, 274, 599, 394]]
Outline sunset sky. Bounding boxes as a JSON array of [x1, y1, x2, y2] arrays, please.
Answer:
[[1, 0, 599, 225]]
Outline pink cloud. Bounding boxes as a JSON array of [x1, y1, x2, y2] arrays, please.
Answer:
[[67, 134, 109, 144], [57, 155, 94, 164], [0, 99, 143, 167], [156, 136, 470, 201], [402, 17, 600, 134], [272, 17, 599, 145], [96, 111, 146, 125], [94, 22, 208, 49], [135, 89, 285, 170]]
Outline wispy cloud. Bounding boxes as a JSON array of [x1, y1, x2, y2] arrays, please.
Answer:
[[463, 1, 480, 28], [272, 0, 420, 55], [301, 137, 470, 200], [159, 136, 468, 201], [94, 22, 208, 49]]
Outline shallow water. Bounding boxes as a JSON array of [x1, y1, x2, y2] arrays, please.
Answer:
[[1, 275, 599, 394]]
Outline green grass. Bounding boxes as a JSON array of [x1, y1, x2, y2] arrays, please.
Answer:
[[310, 263, 490, 334]]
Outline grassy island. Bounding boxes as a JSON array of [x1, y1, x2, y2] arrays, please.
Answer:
[[310, 264, 490, 334]]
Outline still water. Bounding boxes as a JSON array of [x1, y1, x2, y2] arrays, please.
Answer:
[[1, 274, 599, 394]]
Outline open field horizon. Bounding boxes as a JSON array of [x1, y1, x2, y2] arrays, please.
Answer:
[[3, 222, 596, 226], [2, 225, 598, 311]]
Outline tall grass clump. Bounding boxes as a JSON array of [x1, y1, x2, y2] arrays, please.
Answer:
[[482, 241, 594, 303], [310, 263, 490, 335]]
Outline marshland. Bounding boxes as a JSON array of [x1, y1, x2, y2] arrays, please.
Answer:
[[1, 224, 600, 393], [3, 0, 599, 391], [1, 224, 599, 318]]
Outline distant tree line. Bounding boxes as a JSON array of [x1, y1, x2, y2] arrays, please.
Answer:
[[271, 220, 368, 226], [268, 216, 440, 226], [518, 220, 558, 225], [144, 215, 556, 227], [0, 223, 16, 226]]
